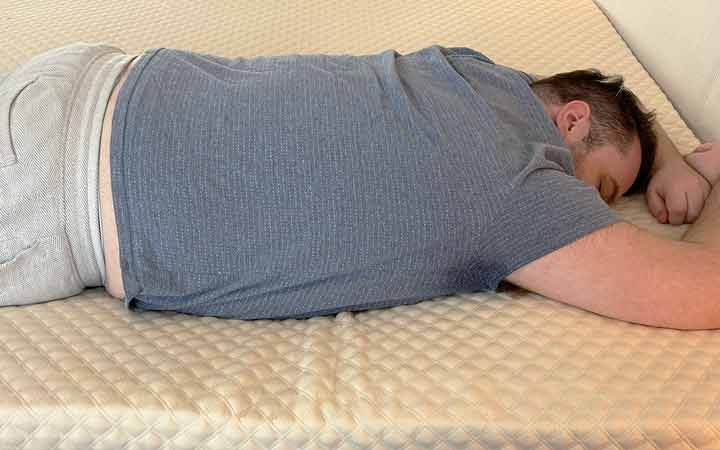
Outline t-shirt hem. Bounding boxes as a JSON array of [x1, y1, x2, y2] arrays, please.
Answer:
[[488, 210, 624, 291], [109, 47, 165, 310]]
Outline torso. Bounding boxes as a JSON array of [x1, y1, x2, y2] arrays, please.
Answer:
[[98, 55, 139, 299]]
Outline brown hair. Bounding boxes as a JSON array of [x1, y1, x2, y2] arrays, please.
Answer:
[[530, 69, 657, 196]]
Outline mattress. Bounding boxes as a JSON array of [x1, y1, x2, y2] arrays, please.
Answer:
[[0, 1, 714, 449]]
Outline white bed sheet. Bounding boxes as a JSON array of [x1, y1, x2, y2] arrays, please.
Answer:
[[0, 1, 714, 449]]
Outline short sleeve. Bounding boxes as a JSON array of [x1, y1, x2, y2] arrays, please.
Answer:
[[483, 142, 624, 291]]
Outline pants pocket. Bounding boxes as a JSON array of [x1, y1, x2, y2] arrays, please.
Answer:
[[0, 76, 39, 168], [0, 234, 84, 306]]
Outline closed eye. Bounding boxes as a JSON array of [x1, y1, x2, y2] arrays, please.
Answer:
[[598, 183, 611, 203]]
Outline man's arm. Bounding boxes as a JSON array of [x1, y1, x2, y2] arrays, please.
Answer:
[[504, 218, 720, 330], [639, 104, 711, 225], [634, 94, 684, 177], [682, 182, 720, 249], [649, 120, 684, 177], [504, 177, 720, 330]]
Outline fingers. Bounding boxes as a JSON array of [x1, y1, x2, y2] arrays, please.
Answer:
[[692, 142, 715, 154], [685, 145, 720, 187], [648, 184, 686, 225], [646, 184, 668, 223], [685, 189, 704, 223], [663, 186, 691, 225], [645, 163, 711, 225], [667, 198, 687, 225], [684, 191, 700, 223]]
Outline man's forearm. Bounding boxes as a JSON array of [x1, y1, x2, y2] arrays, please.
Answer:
[[650, 121, 683, 177], [682, 182, 720, 249]]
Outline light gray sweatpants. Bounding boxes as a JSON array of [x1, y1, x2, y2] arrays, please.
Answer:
[[0, 43, 135, 306]]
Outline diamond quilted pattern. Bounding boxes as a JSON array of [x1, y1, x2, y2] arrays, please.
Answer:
[[0, 0, 714, 449], [3, 288, 720, 449]]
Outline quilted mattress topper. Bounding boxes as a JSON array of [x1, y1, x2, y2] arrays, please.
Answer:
[[0, 0, 715, 449]]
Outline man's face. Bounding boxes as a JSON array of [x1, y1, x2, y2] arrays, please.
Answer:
[[569, 134, 642, 205], [549, 100, 642, 205]]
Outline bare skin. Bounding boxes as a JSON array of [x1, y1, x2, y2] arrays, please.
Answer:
[[684, 143, 720, 187], [98, 56, 139, 299]]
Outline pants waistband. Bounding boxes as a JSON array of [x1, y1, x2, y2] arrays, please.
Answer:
[[64, 45, 136, 287]]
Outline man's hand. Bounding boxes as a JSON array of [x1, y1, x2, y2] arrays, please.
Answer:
[[646, 155, 712, 225], [684, 143, 720, 187]]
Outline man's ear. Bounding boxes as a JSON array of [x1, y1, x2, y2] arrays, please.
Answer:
[[557, 100, 591, 142]]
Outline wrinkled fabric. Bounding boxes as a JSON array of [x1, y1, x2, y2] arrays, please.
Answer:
[[0, 43, 134, 306], [110, 45, 621, 319]]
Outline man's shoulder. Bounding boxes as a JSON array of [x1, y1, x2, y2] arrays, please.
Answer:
[[433, 45, 495, 65], [435, 46, 540, 86]]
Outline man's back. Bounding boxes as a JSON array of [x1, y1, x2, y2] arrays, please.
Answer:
[[106, 45, 621, 319]]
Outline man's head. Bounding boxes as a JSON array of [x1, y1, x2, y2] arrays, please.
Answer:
[[530, 70, 657, 204]]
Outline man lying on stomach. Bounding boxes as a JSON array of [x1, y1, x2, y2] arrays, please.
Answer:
[[1, 43, 718, 329]]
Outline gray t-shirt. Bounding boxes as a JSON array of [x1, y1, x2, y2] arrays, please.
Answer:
[[110, 45, 622, 319]]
